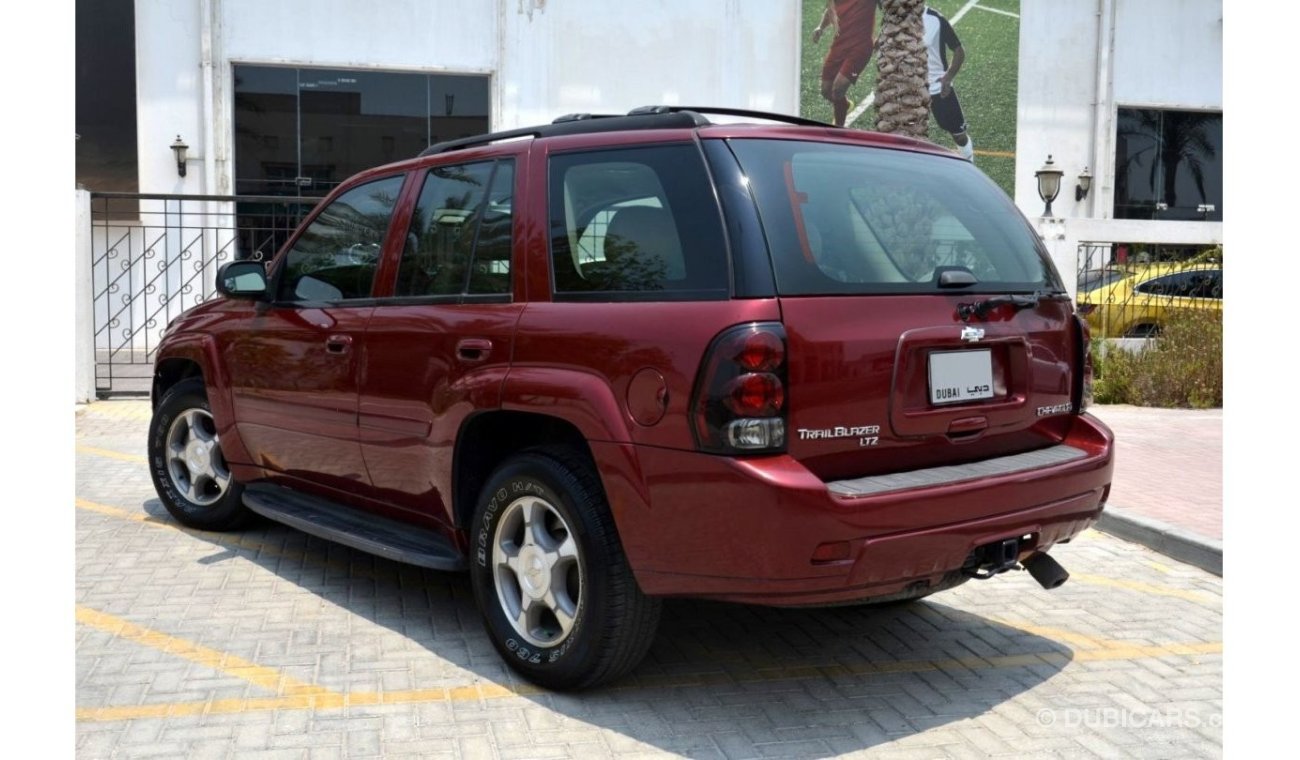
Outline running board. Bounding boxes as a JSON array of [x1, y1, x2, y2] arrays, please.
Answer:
[[242, 484, 466, 571]]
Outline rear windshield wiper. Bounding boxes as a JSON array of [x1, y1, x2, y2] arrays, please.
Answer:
[[958, 291, 1063, 322]]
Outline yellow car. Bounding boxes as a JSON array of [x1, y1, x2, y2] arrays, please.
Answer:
[[1077, 263, 1222, 337]]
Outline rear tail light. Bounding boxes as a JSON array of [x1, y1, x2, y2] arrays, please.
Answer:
[[691, 323, 788, 454]]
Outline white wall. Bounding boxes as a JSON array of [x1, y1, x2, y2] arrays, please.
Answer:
[[1014, 0, 1101, 220], [1016, 0, 1223, 291], [133, 0, 799, 197], [1113, 0, 1222, 109], [497, 0, 798, 128], [135, 0, 206, 195]]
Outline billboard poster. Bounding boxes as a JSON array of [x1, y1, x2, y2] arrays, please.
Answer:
[[800, 0, 1020, 195]]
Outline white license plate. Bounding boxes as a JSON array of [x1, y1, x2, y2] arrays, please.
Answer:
[[929, 350, 994, 405]]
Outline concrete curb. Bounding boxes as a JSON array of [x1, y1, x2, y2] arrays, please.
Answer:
[[1095, 505, 1222, 576]]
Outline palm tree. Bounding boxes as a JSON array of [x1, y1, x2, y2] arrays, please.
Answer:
[[874, 0, 930, 138]]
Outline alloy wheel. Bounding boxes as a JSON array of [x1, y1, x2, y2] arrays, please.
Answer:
[[164, 408, 231, 507], [491, 495, 583, 647]]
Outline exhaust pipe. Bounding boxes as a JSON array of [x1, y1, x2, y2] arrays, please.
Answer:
[[1022, 552, 1069, 589]]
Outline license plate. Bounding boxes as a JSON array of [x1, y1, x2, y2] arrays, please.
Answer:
[[929, 349, 994, 405]]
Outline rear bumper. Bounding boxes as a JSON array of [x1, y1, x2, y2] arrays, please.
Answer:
[[602, 414, 1113, 605]]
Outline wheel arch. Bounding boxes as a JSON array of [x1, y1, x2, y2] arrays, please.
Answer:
[[152, 334, 251, 465], [452, 410, 598, 533], [152, 357, 205, 409]]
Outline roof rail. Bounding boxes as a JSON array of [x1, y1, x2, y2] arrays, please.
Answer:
[[551, 113, 620, 124], [416, 106, 830, 158], [628, 105, 834, 128]]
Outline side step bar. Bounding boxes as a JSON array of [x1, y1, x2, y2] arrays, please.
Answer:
[[243, 484, 466, 571]]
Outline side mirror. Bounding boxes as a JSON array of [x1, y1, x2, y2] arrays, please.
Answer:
[[216, 260, 269, 299]]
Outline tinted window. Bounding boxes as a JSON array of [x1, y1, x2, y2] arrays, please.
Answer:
[[277, 176, 406, 301], [467, 162, 515, 295], [1134, 270, 1222, 299], [76, 0, 138, 217], [549, 145, 729, 300], [395, 162, 495, 297], [729, 140, 1059, 295], [233, 66, 491, 197], [1114, 109, 1222, 222], [1079, 269, 1125, 293]]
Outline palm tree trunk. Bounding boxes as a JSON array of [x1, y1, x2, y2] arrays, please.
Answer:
[[874, 0, 930, 138]]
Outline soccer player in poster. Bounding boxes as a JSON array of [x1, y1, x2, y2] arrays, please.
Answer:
[[923, 5, 974, 160], [811, 0, 878, 127]]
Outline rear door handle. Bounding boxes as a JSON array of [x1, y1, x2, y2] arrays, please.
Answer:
[[456, 338, 493, 363], [326, 334, 353, 354]]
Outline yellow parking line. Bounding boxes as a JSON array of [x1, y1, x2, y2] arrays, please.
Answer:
[[1074, 641, 1221, 662], [75, 639, 1222, 723], [76, 605, 338, 700], [1071, 573, 1213, 603], [75, 498, 154, 523], [994, 621, 1117, 652], [1145, 560, 1175, 575], [76, 445, 148, 464], [974, 149, 1016, 159]]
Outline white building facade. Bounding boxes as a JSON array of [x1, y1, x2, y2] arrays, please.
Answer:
[[132, 0, 800, 198], [76, 0, 800, 400], [1013, 0, 1223, 291], [76, 0, 1222, 399]]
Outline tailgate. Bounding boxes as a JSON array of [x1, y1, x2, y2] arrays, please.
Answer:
[[782, 294, 1078, 483], [716, 137, 1080, 488]]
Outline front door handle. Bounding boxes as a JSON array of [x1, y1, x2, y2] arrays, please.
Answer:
[[326, 334, 353, 355], [456, 338, 493, 363]]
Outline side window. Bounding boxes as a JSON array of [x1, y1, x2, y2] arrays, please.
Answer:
[[1137, 270, 1223, 299], [1188, 270, 1222, 299], [467, 161, 515, 295], [1135, 273, 1177, 297], [277, 176, 405, 301], [549, 145, 729, 300], [394, 162, 495, 297]]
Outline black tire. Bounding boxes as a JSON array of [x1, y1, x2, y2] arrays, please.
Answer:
[[147, 377, 251, 531], [469, 448, 661, 690]]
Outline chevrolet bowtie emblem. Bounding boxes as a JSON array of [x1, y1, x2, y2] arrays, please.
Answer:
[[961, 326, 985, 342]]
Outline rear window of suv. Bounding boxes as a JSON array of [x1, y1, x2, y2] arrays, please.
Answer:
[[728, 139, 1062, 296]]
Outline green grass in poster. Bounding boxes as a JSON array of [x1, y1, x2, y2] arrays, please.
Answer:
[[799, 0, 1020, 195]]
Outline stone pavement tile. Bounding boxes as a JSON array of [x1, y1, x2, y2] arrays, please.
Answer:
[[1090, 405, 1222, 540], [76, 400, 1221, 758]]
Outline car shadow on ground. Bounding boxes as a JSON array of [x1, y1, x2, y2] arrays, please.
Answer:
[[142, 498, 1073, 756]]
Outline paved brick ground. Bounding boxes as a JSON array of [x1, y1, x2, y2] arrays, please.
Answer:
[[76, 401, 1222, 759], [1088, 405, 1222, 541]]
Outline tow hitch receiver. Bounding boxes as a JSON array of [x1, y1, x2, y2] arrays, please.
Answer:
[[963, 538, 1021, 580]]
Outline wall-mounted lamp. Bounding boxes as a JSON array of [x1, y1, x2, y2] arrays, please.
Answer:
[[1076, 166, 1092, 201], [1034, 154, 1064, 217], [170, 135, 189, 178]]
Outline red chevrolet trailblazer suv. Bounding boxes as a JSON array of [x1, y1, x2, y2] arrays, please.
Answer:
[[148, 106, 1114, 690]]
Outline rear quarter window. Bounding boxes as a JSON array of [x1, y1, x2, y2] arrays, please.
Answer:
[[548, 144, 729, 301]]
